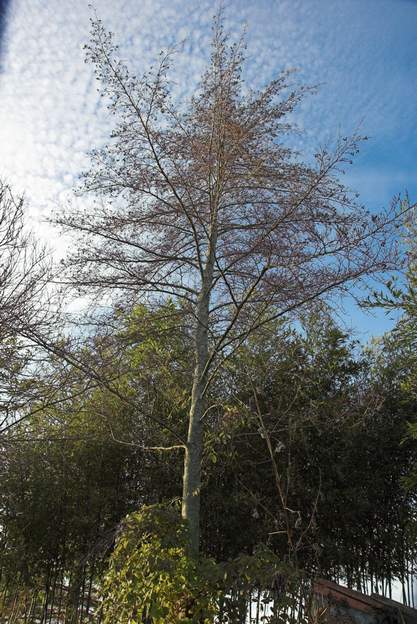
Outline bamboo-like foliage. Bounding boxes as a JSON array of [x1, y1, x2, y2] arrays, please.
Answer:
[[1, 309, 417, 620]]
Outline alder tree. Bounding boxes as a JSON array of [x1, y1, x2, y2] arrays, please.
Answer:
[[56, 14, 404, 554]]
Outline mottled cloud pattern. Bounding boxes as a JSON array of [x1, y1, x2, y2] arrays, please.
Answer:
[[0, 0, 416, 332]]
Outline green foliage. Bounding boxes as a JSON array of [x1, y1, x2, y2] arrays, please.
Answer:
[[219, 546, 304, 624], [0, 303, 193, 596], [101, 505, 221, 624], [2, 303, 417, 606], [201, 315, 417, 588], [364, 204, 417, 493], [0, 402, 134, 587], [101, 505, 297, 624]]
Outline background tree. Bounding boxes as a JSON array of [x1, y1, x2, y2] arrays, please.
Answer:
[[202, 314, 417, 595], [364, 201, 417, 496], [55, 13, 404, 554], [0, 181, 54, 434], [1, 305, 417, 618]]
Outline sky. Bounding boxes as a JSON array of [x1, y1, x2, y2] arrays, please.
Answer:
[[0, 0, 416, 339]]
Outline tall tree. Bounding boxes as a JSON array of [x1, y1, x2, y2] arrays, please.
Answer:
[[56, 14, 403, 554], [0, 181, 53, 433]]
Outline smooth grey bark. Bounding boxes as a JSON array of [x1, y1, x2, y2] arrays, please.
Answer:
[[181, 225, 218, 556], [181, 357, 205, 556]]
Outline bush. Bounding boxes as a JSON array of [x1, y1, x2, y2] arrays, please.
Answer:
[[101, 505, 221, 623], [101, 504, 301, 624]]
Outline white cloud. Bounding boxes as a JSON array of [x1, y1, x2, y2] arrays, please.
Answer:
[[0, 0, 416, 254]]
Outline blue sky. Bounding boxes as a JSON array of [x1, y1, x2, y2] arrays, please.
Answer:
[[0, 0, 416, 339]]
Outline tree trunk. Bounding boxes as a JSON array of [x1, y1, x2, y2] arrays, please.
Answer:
[[182, 381, 206, 555], [65, 563, 83, 624], [181, 298, 209, 557], [181, 228, 217, 557]]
